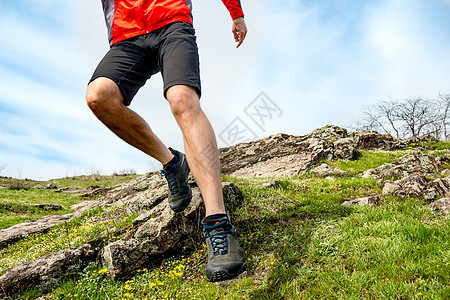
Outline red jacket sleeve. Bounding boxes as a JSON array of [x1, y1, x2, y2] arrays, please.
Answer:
[[221, 0, 244, 20]]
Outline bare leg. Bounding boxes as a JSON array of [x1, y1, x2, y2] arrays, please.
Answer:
[[86, 77, 174, 165], [166, 85, 226, 216]]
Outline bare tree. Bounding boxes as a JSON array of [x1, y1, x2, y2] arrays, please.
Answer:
[[353, 93, 450, 140], [438, 93, 450, 141], [394, 96, 439, 138], [356, 100, 401, 137]]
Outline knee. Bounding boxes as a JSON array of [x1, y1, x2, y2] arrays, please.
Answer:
[[167, 86, 200, 120], [85, 85, 102, 113], [86, 78, 122, 114]]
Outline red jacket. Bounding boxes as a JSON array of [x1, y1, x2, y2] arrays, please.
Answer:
[[101, 0, 244, 46]]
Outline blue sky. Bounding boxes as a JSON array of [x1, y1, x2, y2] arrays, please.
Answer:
[[1, 0, 449, 180]]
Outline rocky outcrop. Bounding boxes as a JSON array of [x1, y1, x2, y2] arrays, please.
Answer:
[[0, 176, 242, 297], [0, 238, 104, 297], [382, 174, 450, 200], [219, 125, 360, 178], [1, 125, 447, 297], [56, 185, 110, 198], [430, 198, 450, 213], [362, 153, 449, 181], [0, 214, 73, 250], [349, 131, 408, 150], [102, 182, 242, 280], [32, 203, 62, 210]]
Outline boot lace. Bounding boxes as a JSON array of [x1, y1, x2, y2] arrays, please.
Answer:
[[203, 221, 230, 255], [161, 166, 179, 195]]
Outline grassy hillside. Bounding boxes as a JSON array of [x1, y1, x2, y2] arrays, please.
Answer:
[[0, 174, 140, 229], [1, 146, 449, 299]]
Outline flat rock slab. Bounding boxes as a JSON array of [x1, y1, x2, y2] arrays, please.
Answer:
[[218, 125, 401, 179], [0, 214, 74, 249]]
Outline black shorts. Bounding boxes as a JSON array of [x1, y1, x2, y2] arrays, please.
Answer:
[[89, 22, 201, 106]]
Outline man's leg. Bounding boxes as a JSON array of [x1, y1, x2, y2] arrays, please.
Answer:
[[166, 85, 225, 216], [166, 85, 246, 282], [86, 77, 174, 165]]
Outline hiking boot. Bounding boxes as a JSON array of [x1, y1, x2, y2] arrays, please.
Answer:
[[202, 215, 246, 282], [161, 148, 192, 213]]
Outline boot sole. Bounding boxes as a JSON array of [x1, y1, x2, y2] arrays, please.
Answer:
[[207, 262, 247, 282], [170, 188, 192, 213]]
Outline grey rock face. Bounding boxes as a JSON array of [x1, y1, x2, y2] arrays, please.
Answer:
[[0, 176, 243, 296], [102, 182, 242, 280], [349, 131, 408, 150], [382, 174, 450, 200], [0, 238, 104, 297], [220, 125, 360, 178], [362, 153, 449, 181]]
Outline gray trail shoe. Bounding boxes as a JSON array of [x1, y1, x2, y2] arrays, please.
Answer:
[[202, 215, 246, 282], [161, 148, 192, 213]]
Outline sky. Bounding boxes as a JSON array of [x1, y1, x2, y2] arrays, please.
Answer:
[[0, 0, 449, 180]]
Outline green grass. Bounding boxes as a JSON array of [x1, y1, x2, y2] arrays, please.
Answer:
[[1, 150, 449, 299], [0, 206, 137, 276], [328, 149, 410, 175], [42, 174, 140, 189], [0, 174, 139, 229], [417, 140, 450, 151]]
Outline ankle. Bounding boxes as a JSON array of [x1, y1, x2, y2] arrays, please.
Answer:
[[204, 213, 228, 221]]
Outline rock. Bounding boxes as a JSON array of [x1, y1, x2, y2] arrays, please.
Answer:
[[32, 184, 46, 189], [361, 153, 448, 181], [395, 174, 428, 199], [334, 137, 359, 160], [102, 182, 243, 280], [382, 181, 400, 195], [32, 183, 58, 190], [342, 195, 380, 206], [311, 164, 346, 176], [310, 125, 348, 140], [430, 177, 450, 197], [361, 168, 377, 179], [382, 174, 450, 200], [429, 198, 450, 213], [441, 169, 450, 175], [220, 125, 358, 178], [33, 203, 63, 211], [0, 238, 104, 298], [261, 180, 282, 188], [56, 187, 84, 194], [56, 186, 110, 197], [349, 131, 408, 150], [0, 214, 74, 249], [46, 183, 58, 189], [78, 187, 111, 198]]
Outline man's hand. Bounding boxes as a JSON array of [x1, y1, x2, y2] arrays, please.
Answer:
[[232, 17, 247, 48]]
